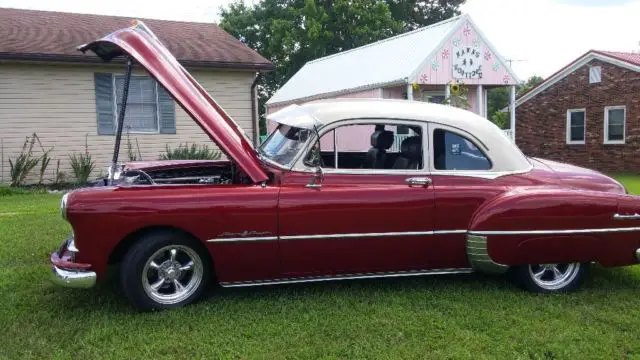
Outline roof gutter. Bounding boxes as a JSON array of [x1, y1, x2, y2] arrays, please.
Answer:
[[0, 52, 275, 70]]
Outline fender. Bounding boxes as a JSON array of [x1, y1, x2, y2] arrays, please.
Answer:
[[466, 187, 622, 271]]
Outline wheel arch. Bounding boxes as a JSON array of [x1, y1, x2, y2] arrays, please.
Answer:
[[108, 225, 214, 269]]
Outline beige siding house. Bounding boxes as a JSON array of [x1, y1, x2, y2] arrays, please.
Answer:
[[0, 8, 272, 184]]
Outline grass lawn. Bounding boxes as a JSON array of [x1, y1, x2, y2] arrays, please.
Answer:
[[1, 176, 640, 359]]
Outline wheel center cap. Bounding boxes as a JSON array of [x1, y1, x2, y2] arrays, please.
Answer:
[[165, 267, 180, 280]]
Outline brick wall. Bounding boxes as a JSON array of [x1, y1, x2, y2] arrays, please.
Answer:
[[516, 59, 640, 173]]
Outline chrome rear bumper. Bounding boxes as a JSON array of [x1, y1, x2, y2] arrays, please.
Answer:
[[636, 249, 640, 262], [51, 265, 96, 288]]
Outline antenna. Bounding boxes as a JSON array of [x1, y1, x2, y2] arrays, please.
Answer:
[[505, 58, 526, 68]]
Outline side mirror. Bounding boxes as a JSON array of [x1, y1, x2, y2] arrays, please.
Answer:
[[306, 166, 324, 189]]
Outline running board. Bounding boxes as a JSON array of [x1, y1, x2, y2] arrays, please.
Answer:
[[220, 268, 474, 288]]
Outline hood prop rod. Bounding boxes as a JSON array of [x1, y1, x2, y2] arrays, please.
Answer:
[[109, 57, 134, 185]]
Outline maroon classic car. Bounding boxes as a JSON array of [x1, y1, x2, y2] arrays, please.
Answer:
[[51, 22, 640, 310]]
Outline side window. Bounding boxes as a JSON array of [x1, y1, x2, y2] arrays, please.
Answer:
[[433, 129, 491, 170], [306, 122, 423, 170]]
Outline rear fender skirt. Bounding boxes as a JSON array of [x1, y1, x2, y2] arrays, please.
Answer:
[[467, 188, 623, 268]]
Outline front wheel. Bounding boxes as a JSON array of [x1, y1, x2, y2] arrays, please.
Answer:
[[515, 262, 587, 293], [120, 232, 211, 311]]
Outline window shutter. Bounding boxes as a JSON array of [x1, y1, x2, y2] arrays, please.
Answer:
[[94, 73, 115, 135], [157, 84, 176, 134]]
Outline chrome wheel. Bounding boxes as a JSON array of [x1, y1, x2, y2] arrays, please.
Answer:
[[142, 245, 203, 305], [528, 263, 581, 291]]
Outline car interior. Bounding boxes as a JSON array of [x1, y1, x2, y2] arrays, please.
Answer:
[[306, 124, 424, 170], [305, 123, 492, 171]]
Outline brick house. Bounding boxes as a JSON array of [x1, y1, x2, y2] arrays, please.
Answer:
[[0, 8, 272, 184], [514, 50, 640, 173]]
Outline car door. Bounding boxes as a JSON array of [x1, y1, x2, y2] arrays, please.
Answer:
[[427, 123, 504, 269], [277, 119, 438, 277]]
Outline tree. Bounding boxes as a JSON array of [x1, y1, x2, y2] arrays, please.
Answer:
[[219, 0, 466, 134], [518, 75, 544, 96], [486, 75, 545, 128], [386, 0, 466, 31]]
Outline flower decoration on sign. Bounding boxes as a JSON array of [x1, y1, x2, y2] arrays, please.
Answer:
[[462, 24, 472, 37], [492, 62, 500, 71], [503, 74, 511, 84], [452, 37, 461, 48], [419, 73, 428, 83], [441, 48, 450, 59], [431, 58, 440, 71], [472, 39, 480, 49], [483, 49, 492, 61]]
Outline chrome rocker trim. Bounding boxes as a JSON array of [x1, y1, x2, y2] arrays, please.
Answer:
[[208, 230, 467, 243], [220, 268, 473, 287], [51, 265, 97, 289], [466, 234, 508, 274]]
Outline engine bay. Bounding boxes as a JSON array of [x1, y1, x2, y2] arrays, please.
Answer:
[[95, 161, 253, 186]]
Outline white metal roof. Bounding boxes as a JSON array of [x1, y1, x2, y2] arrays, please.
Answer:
[[266, 15, 463, 105], [267, 99, 532, 173]]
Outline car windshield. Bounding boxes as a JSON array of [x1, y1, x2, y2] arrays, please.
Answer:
[[259, 124, 312, 167]]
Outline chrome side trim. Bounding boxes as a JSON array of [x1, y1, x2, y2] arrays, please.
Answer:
[[466, 234, 508, 274], [613, 213, 640, 220], [220, 268, 473, 287], [281, 230, 467, 240], [207, 236, 278, 243], [470, 227, 640, 236], [208, 230, 467, 243]]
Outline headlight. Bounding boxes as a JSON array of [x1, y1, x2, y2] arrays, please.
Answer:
[[60, 193, 69, 220]]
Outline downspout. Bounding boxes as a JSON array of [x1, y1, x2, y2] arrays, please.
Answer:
[[251, 72, 262, 147]]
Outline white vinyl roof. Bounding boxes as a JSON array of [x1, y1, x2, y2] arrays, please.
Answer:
[[267, 15, 464, 106], [267, 99, 532, 174]]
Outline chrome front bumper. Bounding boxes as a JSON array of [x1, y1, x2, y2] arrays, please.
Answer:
[[51, 265, 96, 288], [50, 237, 96, 288]]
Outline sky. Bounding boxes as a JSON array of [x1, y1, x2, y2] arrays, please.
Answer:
[[0, 0, 638, 80]]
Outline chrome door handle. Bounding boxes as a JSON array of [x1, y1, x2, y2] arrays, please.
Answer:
[[405, 177, 432, 186], [613, 213, 640, 220]]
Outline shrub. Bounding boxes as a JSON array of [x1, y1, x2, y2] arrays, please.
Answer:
[[69, 135, 95, 185], [53, 159, 66, 186], [159, 143, 221, 160], [125, 129, 142, 162], [9, 135, 40, 187]]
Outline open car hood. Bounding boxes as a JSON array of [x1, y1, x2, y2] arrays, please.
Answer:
[[78, 21, 268, 183]]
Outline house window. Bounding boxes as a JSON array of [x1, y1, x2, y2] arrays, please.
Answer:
[[589, 66, 602, 84], [114, 75, 159, 133], [94, 73, 175, 136], [566, 109, 586, 144], [604, 106, 625, 144]]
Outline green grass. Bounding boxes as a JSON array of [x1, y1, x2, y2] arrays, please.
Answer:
[[614, 174, 640, 195], [1, 177, 640, 359]]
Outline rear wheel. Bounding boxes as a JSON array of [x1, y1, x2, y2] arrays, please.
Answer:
[[120, 232, 211, 311], [515, 262, 587, 293]]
